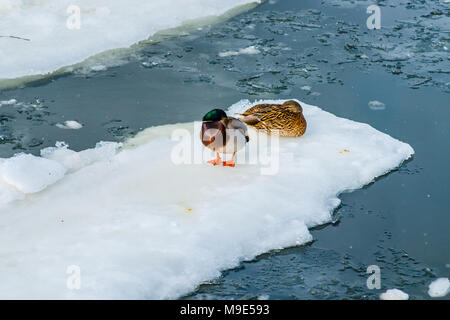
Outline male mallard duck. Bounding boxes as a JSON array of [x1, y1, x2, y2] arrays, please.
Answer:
[[239, 100, 307, 137], [201, 109, 249, 167]]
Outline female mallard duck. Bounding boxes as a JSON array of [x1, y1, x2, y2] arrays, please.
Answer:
[[201, 109, 249, 167], [239, 100, 307, 137]]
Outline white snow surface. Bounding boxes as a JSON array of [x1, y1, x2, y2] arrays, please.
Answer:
[[0, 99, 414, 299], [0, 141, 121, 205], [40, 141, 121, 173], [0, 153, 66, 194], [428, 278, 450, 298], [0, 0, 261, 80], [380, 289, 409, 300]]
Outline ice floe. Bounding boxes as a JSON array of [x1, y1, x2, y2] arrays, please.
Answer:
[[0, 99, 413, 299], [0, 0, 261, 81], [380, 289, 409, 300], [428, 278, 450, 298], [0, 99, 17, 106], [368, 100, 386, 111], [55, 121, 84, 130]]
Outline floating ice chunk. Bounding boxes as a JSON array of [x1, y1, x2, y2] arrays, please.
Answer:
[[239, 46, 260, 55], [428, 278, 450, 298], [368, 100, 386, 111], [0, 153, 66, 194], [219, 50, 242, 57], [380, 289, 409, 300], [219, 46, 260, 57], [0, 100, 413, 299], [0, 99, 17, 106], [90, 65, 107, 72], [55, 120, 83, 130], [301, 86, 312, 91], [219, 50, 240, 57]]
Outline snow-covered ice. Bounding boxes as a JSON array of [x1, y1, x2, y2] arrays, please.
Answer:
[[380, 289, 409, 300], [428, 278, 450, 298], [0, 0, 261, 80], [0, 142, 121, 205], [0, 153, 66, 194], [0, 100, 414, 299], [40, 141, 121, 173]]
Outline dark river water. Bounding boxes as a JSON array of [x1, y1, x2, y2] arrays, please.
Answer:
[[0, 0, 448, 299]]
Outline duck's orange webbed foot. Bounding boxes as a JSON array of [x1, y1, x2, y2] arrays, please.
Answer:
[[222, 152, 236, 167], [222, 160, 235, 167], [207, 153, 222, 166]]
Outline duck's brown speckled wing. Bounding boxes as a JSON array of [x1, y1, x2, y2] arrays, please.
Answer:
[[239, 103, 307, 137], [240, 104, 288, 127], [241, 104, 280, 116], [240, 103, 281, 125]]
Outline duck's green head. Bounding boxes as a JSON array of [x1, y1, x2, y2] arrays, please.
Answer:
[[202, 109, 227, 122]]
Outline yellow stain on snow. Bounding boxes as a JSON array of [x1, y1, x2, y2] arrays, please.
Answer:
[[177, 201, 194, 215], [339, 149, 350, 154]]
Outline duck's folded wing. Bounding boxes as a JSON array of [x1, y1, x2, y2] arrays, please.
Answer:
[[241, 104, 275, 115], [228, 117, 249, 140], [239, 114, 261, 126], [239, 104, 283, 125]]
